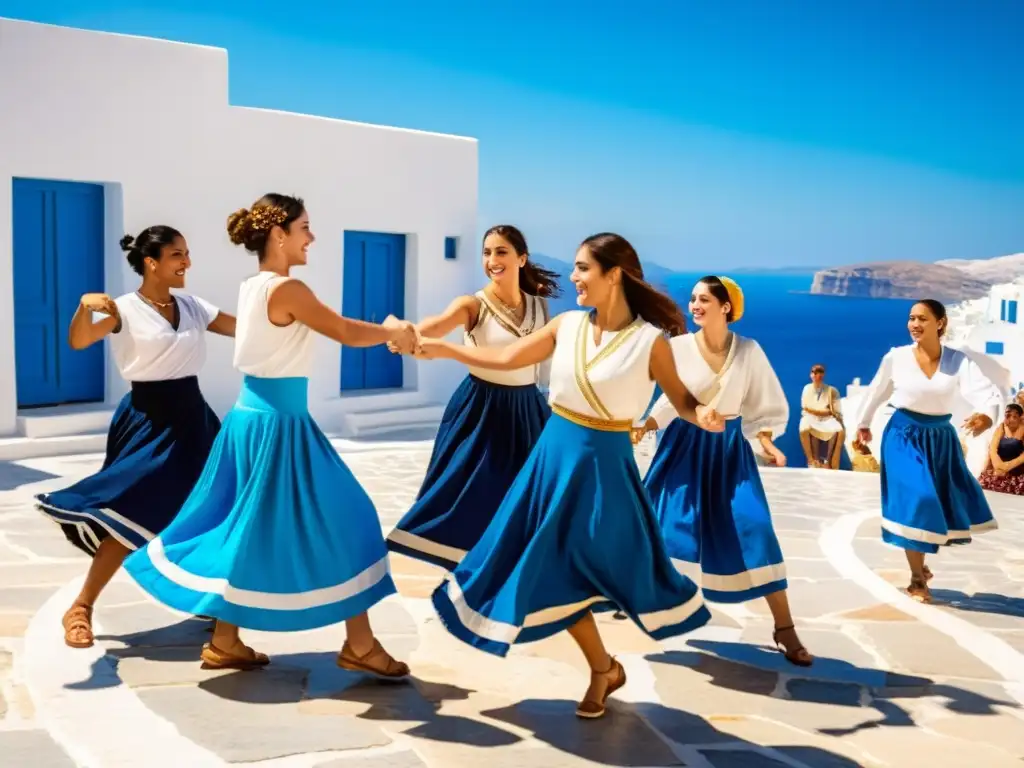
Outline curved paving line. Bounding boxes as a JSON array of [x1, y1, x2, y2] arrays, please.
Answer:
[[23, 576, 226, 768], [819, 508, 1024, 707]]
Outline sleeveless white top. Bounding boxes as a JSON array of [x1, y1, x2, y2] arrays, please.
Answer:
[[465, 290, 549, 386], [548, 310, 662, 421], [233, 272, 314, 378], [100, 292, 219, 381]]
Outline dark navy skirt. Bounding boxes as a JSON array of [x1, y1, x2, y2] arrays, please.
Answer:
[[386, 374, 549, 569], [644, 418, 787, 603], [36, 376, 220, 556], [432, 413, 710, 657], [880, 408, 998, 554]]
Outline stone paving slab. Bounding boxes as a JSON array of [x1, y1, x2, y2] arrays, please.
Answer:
[[0, 729, 76, 767], [2, 453, 1024, 767]]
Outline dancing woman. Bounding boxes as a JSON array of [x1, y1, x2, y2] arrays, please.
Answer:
[[857, 299, 1002, 603], [36, 226, 231, 649], [386, 225, 559, 568], [637, 276, 812, 667], [126, 194, 417, 676], [410, 233, 718, 719]]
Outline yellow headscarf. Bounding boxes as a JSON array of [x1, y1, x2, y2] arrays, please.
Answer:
[[718, 276, 744, 323]]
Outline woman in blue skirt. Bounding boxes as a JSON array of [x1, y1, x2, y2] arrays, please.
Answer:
[[637, 276, 813, 667], [125, 195, 418, 676], [36, 226, 233, 649], [386, 225, 558, 568], [411, 233, 719, 719], [857, 299, 1002, 603]]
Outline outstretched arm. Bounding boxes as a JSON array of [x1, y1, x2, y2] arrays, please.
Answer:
[[207, 312, 237, 338], [416, 295, 479, 338], [270, 278, 416, 348], [415, 315, 561, 370]]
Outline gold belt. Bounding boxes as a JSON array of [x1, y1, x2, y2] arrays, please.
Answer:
[[551, 403, 633, 432]]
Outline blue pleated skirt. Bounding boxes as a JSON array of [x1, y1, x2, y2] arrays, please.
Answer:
[[644, 417, 787, 603], [386, 374, 550, 569], [36, 377, 220, 556], [880, 408, 998, 554], [124, 376, 396, 632], [431, 413, 711, 657]]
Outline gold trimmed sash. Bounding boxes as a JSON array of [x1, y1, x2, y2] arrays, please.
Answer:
[[695, 331, 739, 416], [574, 312, 644, 420], [551, 403, 633, 432], [477, 290, 537, 338]]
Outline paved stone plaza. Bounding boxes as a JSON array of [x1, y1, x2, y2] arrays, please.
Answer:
[[1, 442, 1023, 767]]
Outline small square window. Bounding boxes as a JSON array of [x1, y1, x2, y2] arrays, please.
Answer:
[[986, 341, 1005, 355], [444, 236, 458, 260]]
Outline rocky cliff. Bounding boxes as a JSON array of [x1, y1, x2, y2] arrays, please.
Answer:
[[810, 261, 994, 302]]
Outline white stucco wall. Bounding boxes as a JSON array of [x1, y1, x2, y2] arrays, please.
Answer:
[[0, 18, 478, 434]]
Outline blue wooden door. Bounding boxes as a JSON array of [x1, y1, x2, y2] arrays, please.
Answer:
[[341, 231, 406, 391], [13, 178, 105, 407]]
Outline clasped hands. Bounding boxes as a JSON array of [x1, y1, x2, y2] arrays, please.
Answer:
[[383, 316, 421, 355], [629, 405, 726, 445]]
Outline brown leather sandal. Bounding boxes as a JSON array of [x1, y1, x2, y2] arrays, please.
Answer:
[[337, 639, 410, 680], [906, 577, 932, 603], [62, 603, 94, 649], [773, 625, 813, 668], [576, 657, 627, 719], [199, 642, 270, 670]]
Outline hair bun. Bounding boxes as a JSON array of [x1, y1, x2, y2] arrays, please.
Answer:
[[226, 208, 251, 246], [119, 234, 136, 252]]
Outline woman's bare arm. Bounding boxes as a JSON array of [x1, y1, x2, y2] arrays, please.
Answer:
[[416, 295, 479, 338], [416, 315, 561, 370], [207, 312, 237, 338], [270, 279, 415, 347], [68, 295, 120, 350]]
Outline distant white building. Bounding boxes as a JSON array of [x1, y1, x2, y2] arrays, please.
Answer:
[[0, 18, 478, 457]]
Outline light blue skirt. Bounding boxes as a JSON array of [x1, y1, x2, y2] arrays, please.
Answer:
[[387, 375, 549, 569], [880, 408, 998, 554], [644, 417, 787, 603], [432, 413, 711, 657], [125, 376, 396, 631]]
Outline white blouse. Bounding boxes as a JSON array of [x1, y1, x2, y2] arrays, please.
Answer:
[[465, 290, 549, 387], [856, 344, 1004, 429], [99, 293, 219, 381], [648, 333, 789, 440], [548, 310, 663, 422], [234, 272, 314, 378]]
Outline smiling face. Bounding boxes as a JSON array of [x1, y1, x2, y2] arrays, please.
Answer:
[[277, 210, 314, 266], [147, 236, 191, 289], [1006, 406, 1022, 431], [570, 245, 617, 308], [908, 302, 944, 343], [482, 233, 525, 287], [689, 281, 730, 328]]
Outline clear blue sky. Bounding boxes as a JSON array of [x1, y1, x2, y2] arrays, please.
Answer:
[[3, 0, 1023, 269]]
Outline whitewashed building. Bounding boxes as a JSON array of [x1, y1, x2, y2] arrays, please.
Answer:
[[0, 18, 478, 458]]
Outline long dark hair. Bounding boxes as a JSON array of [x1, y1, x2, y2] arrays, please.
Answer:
[[580, 233, 686, 336], [913, 298, 948, 337], [120, 226, 183, 275], [483, 224, 561, 298], [696, 275, 736, 322], [227, 193, 306, 259]]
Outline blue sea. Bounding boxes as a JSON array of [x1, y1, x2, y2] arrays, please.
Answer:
[[547, 270, 913, 468]]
